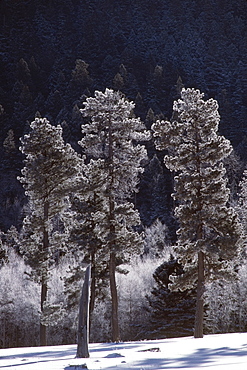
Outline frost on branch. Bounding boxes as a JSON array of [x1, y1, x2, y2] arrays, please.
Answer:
[[77, 88, 150, 341], [18, 117, 85, 345], [152, 87, 241, 338]]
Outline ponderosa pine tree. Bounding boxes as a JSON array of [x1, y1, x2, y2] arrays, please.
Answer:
[[152, 88, 240, 338], [18, 117, 83, 345], [78, 88, 150, 341]]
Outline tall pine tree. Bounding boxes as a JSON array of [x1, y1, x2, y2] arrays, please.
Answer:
[[78, 88, 150, 341], [152, 88, 240, 338], [18, 117, 83, 345]]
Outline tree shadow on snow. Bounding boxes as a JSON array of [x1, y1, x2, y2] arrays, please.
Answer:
[[0, 347, 76, 361], [64, 366, 87, 370], [0, 346, 76, 369], [134, 345, 247, 369], [89, 341, 143, 353]]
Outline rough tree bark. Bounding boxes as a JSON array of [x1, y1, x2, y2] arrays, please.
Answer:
[[76, 264, 91, 358], [40, 278, 48, 346], [40, 201, 49, 346], [194, 250, 205, 338], [109, 252, 120, 342], [108, 119, 120, 342], [89, 253, 96, 317], [194, 129, 205, 338]]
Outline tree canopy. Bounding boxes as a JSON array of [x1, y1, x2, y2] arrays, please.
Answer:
[[152, 88, 241, 337]]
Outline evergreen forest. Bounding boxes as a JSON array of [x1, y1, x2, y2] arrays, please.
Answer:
[[1, 0, 247, 348]]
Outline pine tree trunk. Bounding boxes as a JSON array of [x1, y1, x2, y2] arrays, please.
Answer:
[[109, 251, 120, 342], [40, 278, 47, 346], [89, 195, 98, 318], [89, 252, 96, 317], [194, 130, 204, 338], [107, 119, 120, 342], [2, 317, 5, 348], [194, 250, 205, 338], [76, 264, 91, 358], [40, 201, 49, 346]]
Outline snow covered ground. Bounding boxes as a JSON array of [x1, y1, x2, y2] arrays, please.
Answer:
[[1, 333, 247, 369]]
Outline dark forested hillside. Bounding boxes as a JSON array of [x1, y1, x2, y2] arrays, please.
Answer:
[[0, 0, 247, 231]]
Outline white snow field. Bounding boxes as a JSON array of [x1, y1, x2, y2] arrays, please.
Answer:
[[1, 333, 247, 369]]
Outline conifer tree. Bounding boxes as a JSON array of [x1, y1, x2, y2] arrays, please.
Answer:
[[3, 129, 16, 154], [152, 88, 240, 338], [146, 256, 196, 339], [78, 88, 150, 341], [18, 117, 83, 345]]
